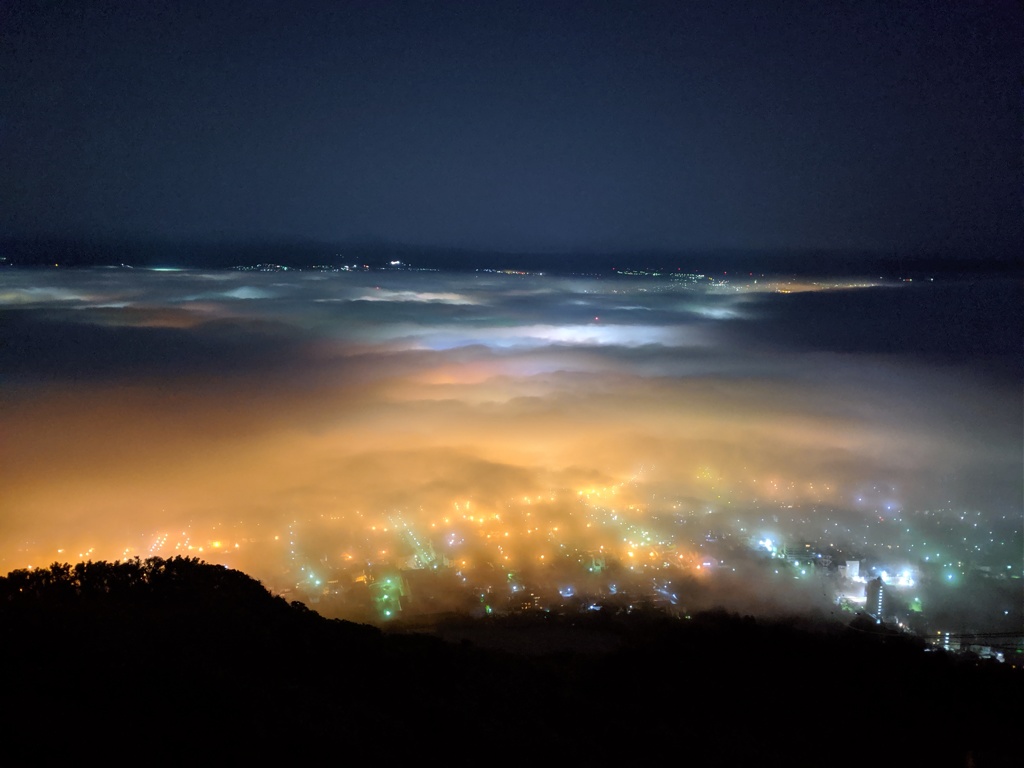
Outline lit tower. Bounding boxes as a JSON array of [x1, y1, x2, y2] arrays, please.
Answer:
[[865, 576, 885, 623]]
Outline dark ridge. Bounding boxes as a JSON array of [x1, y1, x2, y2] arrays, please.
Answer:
[[1, 558, 1018, 765]]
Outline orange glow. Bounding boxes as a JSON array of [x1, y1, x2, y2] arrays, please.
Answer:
[[2, 269, 1015, 624]]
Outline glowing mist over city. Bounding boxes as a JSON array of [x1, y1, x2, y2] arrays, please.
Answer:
[[2, 265, 1020, 635]]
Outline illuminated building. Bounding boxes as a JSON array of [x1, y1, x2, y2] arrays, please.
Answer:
[[865, 577, 885, 623], [839, 560, 861, 581], [510, 591, 542, 613]]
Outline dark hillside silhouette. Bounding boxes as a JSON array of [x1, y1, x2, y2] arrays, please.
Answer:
[[1, 558, 1017, 766]]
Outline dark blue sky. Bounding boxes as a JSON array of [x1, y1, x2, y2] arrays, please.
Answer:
[[3, 0, 1021, 255]]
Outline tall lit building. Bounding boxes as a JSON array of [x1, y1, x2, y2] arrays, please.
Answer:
[[865, 577, 885, 623]]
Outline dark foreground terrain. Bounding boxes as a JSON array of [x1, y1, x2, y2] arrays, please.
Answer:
[[1, 558, 1018, 766]]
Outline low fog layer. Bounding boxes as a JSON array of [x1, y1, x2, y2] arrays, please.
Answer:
[[1, 268, 1020, 628]]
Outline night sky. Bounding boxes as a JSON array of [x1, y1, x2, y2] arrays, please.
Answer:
[[3, 0, 1022, 256]]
